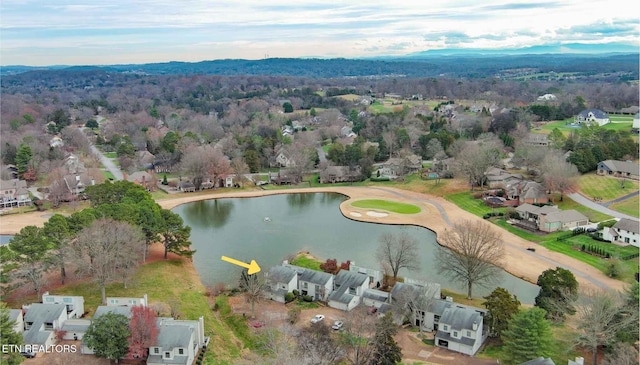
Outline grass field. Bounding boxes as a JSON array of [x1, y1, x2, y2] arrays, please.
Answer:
[[290, 254, 322, 271], [609, 195, 640, 217], [535, 116, 634, 136], [104, 152, 117, 158], [351, 199, 421, 214], [554, 195, 613, 222], [444, 191, 507, 217], [577, 173, 640, 201]]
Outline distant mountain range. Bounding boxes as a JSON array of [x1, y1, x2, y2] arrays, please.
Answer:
[[1, 42, 638, 79]]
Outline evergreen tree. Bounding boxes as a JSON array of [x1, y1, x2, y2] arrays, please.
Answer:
[[84, 312, 130, 362], [501, 307, 554, 365], [370, 312, 402, 365], [14, 144, 32, 178], [0, 303, 24, 365], [482, 287, 521, 338], [534, 267, 578, 322]]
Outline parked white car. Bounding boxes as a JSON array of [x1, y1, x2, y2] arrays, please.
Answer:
[[310, 314, 325, 324], [332, 320, 344, 330]]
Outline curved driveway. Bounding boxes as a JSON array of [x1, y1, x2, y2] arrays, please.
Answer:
[[568, 192, 639, 221]]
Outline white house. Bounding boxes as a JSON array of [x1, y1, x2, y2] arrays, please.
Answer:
[[42, 291, 85, 319], [147, 317, 207, 365], [328, 271, 369, 311], [601, 218, 640, 247], [349, 262, 384, 288], [22, 303, 69, 347], [105, 294, 148, 307], [435, 305, 488, 356], [282, 261, 334, 301], [265, 266, 298, 303], [60, 319, 92, 341], [386, 280, 441, 331], [574, 109, 610, 126]]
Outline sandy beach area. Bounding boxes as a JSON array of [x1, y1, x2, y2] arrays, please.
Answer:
[[0, 186, 626, 292]]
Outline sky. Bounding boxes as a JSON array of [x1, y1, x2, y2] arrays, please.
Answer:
[[1, 0, 638, 66]]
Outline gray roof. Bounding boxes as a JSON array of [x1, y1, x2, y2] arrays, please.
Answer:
[[613, 218, 640, 235], [520, 181, 547, 200], [266, 266, 297, 285], [520, 357, 556, 365], [435, 329, 475, 347], [439, 305, 484, 332], [598, 160, 640, 176], [94, 306, 133, 319], [578, 109, 609, 119], [156, 322, 193, 349], [362, 289, 389, 303], [283, 264, 333, 286], [515, 203, 557, 215], [24, 303, 66, 323], [0, 179, 27, 190], [61, 320, 91, 333], [9, 309, 22, 323], [329, 271, 368, 305], [23, 327, 53, 345], [544, 209, 588, 224]]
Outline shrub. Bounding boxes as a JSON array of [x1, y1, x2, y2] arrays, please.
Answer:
[[284, 292, 295, 303], [292, 289, 299, 297], [605, 259, 624, 278], [287, 306, 301, 324], [302, 295, 313, 302]]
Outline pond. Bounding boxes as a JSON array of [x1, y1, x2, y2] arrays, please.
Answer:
[[173, 193, 540, 303]]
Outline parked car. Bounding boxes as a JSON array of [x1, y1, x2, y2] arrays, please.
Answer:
[[332, 320, 344, 330], [586, 227, 597, 233], [20, 351, 36, 358], [310, 314, 325, 324]]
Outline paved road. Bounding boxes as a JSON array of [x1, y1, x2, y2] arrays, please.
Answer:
[[568, 192, 639, 221], [316, 146, 327, 164], [90, 145, 123, 181]]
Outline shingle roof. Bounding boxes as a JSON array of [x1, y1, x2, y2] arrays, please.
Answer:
[[94, 306, 133, 319], [284, 264, 333, 286], [24, 303, 66, 323], [362, 289, 389, 303], [599, 160, 640, 176], [156, 322, 193, 349], [578, 109, 609, 119], [329, 271, 368, 305], [439, 305, 484, 332], [614, 218, 640, 235], [544, 209, 588, 224], [266, 266, 297, 284], [515, 203, 557, 215], [9, 309, 22, 323]]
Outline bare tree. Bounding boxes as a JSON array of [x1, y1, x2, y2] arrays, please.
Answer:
[[389, 280, 440, 333], [256, 325, 300, 365], [230, 156, 249, 187], [287, 142, 315, 183], [541, 151, 579, 202], [71, 218, 146, 304], [238, 270, 265, 318], [296, 322, 345, 365], [209, 147, 232, 187], [340, 306, 376, 365], [437, 220, 504, 299], [575, 289, 639, 365], [453, 140, 502, 191], [376, 232, 420, 280], [601, 343, 639, 365], [180, 145, 211, 190]]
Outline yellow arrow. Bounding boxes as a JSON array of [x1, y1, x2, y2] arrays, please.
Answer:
[[220, 256, 261, 275]]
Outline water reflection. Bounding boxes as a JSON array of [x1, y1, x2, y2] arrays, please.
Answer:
[[286, 193, 315, 211], [182, 199, 234, 228]]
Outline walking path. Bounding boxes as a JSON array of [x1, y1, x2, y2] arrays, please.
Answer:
[[568, 192, 639, 221]]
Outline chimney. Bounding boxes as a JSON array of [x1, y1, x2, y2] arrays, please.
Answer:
[[91, 179, 95, 186], [574, 357, 584, 365], [75, 175, 80, 182], [472, 321, 478, 330]]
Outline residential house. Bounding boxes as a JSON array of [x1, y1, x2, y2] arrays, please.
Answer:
[[82, 305, 135, 354], [22, 303, 68, 347], [64, 153, 85, 174], [434, 304, 488, 356], [523, 133, 549, 147], [9, 309, 24, 334], [147, 317, 207, 365], [178, 181, 196, 192], [4, 164, 18, 179], [269, 170, 299, 185], [574, 109, 610, 126], [379, 154, 422, 178], [60, 319, 92, 341], [601, 218, 640, 247], [341, 126, 357, 138], [291, 120, 305, 131], [282, 261, 334, 301], [126, 171, 158, 192], [516, 203, 558, 222], [507, 180, 549, 204], [137, 150, 156, 170], [386, 280, 441, 331], [42, 291, 85, 319], [50, 136, 64, 148], [536, 94, 557, 101], [282, 125, 294, 137], [596, 160, 640, 180], [484, 167, 522, 189], [319, 165, 361, 184], [265, 266, 298, 303], [106, 294, 148, 307], [62, 174, 95, 196], [349, 262, 384, 288], [274, 148, 295, 168], [0, 179, 31, 208], [328, 271, 369, 311], [539, 209, 589, 232], [362, 289, 389, 309]]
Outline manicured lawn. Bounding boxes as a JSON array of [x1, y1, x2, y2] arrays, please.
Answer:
[[577, 173, 640, 201], [351, 199, 421, 214], [609, 195, 640, 218], [104, 152, 117, 158], [102, 170, 116, 180], [535, 116, 633, 136], [444, 191, 507, 217]]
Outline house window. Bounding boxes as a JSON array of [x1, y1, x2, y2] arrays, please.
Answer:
[[110, 299, 117, 304], [45, 297, 54, 302], [63, 298, 72, 303], [45, 322, 54, 330], [442, 325, 448, 331], [178, 348, 184, 355], [303, 282, 308, 289], [129, 299, 136, 304], [466, 330, 471, 337], [315, 285, 320, 292], [348, 287, 356, 295], [625, 237, 630, 243], [164, 352, 171, 359], [453, 331, 458, 338], [153, 348, 159, 354]]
